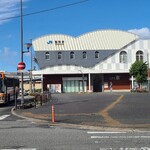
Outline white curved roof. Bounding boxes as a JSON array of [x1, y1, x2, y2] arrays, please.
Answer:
[[33, 29, 139, 51]]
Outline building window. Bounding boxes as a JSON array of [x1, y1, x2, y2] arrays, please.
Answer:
[[83, 51, 87, 59], [58, 52, 62, 59], [45, 52, 50, 60], [95, 51, 99, 59], [70, 51, 75, 59], [120, 51, 127, 63], [136, 50, 143, 61]]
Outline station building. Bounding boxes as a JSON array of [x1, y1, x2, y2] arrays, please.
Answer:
[[32, 29, 150, 93]]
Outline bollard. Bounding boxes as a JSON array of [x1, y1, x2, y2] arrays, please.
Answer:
[[52, 105, 55, 123]]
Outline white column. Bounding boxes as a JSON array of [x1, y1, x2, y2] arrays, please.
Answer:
[[88, 73, 91, 92]]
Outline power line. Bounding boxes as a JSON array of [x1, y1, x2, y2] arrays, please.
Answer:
[[0, 0, 89, 21]]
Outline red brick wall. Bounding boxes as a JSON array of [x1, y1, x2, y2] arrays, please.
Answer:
[[104, 73, 130, 90]]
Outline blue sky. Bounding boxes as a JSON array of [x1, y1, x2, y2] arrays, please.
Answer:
[[0, 0, 150, 72]]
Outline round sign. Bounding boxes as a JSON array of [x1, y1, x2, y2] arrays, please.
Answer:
[[17, 62, 26, 70]]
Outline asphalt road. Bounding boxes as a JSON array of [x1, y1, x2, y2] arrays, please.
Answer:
[[16, 92, 150, 128], [53, 93, 120, 125], [0, 94, 150, 149], [110, 93, 150, 126], [0, 121, 150, 150], [0, 102, 22, 121], [54, 92, 150, 128]]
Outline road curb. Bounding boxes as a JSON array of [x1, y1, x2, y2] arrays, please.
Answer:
[[48, 122, 150, 132], [11, 107, 48, 123]]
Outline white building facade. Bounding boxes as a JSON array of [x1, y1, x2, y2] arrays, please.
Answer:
[[32, 29, 150, 93]]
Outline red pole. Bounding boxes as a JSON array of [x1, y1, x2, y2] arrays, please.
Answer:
[[52, 105, 55, 123]]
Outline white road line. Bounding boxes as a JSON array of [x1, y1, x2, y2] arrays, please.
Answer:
[[87, 131, 127, 134], [0, 115, 10, 120], [91, 136, 150, 139], [1, 148, 36, 150]]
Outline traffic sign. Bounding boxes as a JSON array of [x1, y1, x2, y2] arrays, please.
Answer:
[[17, 62, 26, 70]]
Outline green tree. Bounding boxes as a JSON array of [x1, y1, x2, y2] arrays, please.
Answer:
[[129, 61, 148, 88]]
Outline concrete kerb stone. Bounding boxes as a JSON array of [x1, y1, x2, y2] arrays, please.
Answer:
[[48, 122, 150, 132], [11, 107, 48, 123]]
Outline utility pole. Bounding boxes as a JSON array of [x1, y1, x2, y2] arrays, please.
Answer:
[[20, 0, 24, 107]]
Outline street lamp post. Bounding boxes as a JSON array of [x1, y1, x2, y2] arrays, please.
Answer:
[[20, 0, 32, 107], [24, 41, 32, 93], [20, 0, 24, 107]]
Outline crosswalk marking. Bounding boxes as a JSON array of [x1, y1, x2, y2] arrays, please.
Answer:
[[0, 115, 10, 120]]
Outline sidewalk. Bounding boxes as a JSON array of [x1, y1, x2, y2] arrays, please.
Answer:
[[13, 95, 51, 121]]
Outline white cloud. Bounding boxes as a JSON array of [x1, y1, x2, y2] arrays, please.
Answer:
[[0, 47, 18, 67], [128, 27, 150, 39], [0, 0, 29, 25], [1, 47, 17, 57]]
